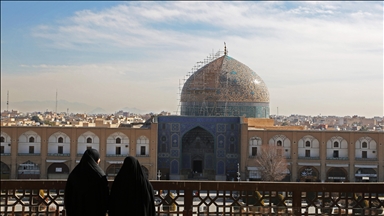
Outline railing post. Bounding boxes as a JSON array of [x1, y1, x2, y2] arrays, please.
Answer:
[[182, 209, 193, 216], [292, 189, 301, 216], [183, 188, 193, 216]]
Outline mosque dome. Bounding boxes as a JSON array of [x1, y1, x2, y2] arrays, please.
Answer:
[[180, 54, 270, 118]]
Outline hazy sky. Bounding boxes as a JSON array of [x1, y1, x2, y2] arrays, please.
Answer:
[[1, 1, 383, 117]]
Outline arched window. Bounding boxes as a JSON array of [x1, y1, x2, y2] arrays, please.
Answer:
[[362, 142, 367, 148], [29, 137, 35, 143], [251, 147, 257, 156], [137, 136, 149, 156], [333, 141, 339, 148], [58, 137, 64, 143], [305, 141, 310, 147], [277, 140, 282, 146], [86, 137, 92, 143], [0, 136, 4, 142], [116, 138, 121, 144]]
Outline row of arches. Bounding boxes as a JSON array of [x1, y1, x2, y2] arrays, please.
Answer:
[[249, 135, 378, 159], [246, 166, 378, 182], [0, 161, 149, 180], [0, 131, 150, 157], [298, 166, 378, 182], [1, 131, 131, 144]]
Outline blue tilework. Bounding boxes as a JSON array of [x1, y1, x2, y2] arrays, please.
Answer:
[[205, 154, 214, 169], [217, 160, 225, 175], [171, 160, 179, 174], [171, 149, 179, 158], [157, 116, 240, 174], [171, 134, 179, 147]]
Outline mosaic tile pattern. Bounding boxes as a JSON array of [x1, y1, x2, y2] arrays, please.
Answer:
[[157, 116, 241, 176], [180, 55, 270, 117]]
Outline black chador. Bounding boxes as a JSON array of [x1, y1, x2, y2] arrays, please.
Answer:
[[109, 156, 156, 216], [64, 149, 109, 216]]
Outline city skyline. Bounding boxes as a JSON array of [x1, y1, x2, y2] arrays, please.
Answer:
[[1, 1, 383, 117]]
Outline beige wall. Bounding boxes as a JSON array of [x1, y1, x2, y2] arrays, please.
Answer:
[[1, 125, 158, 180], [245, 130, 383, 182], [1, 124, 383, 182]]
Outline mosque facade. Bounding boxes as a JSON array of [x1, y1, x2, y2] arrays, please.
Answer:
[[156, 116, 242, 181]]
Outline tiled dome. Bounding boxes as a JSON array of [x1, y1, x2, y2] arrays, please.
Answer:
[[180, 55, 270, 117]]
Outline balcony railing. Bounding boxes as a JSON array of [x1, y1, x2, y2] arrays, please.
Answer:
[[17, 153, 41, 156], [298, 156, 320, 160], [326, 157, 349, 160], [355, 157, 377, 161], [1, 180, 383, 216], [106, 154, 129, 157], [47, 153, 70, 157]]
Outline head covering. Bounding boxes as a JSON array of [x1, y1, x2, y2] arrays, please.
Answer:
[[88, 148, 100, 162], [109, 156, 155, 216], [80, 149, 105, 177]]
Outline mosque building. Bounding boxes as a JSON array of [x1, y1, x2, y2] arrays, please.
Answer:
[[157, 46, 271, 181]]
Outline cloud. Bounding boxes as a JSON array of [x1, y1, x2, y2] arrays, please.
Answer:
[[2, 2, 383, 116], [29, 2, 382, 62]]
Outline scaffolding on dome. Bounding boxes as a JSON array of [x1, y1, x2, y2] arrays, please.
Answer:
[[176, 45, 270, 118], [176, 49, 225, 115]]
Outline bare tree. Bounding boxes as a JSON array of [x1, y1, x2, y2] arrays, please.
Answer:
[[255, 145, 288, 181]]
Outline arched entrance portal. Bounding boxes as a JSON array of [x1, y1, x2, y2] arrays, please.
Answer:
[[298, 166, 319, 182], [18, 160, 40, 179], [182, 127, 214, 180], [327, 167, 348, 182], [355, 168, 377, 182], [1, 161, 10, 179], [47, 163, 70, 179]]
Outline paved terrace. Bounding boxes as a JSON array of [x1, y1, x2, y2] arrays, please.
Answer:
[[1, 180, 383, 216]]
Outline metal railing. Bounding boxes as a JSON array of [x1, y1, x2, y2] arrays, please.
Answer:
[[355, 157, 377, 161], [17, 153, 41, 156], [326, 157, 349, 160], [47, 153, 70, 157], [1, 180, 383, 216], [297, 157, 320, 160], [105, 154, 129, 157]]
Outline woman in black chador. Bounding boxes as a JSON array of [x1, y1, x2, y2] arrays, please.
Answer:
[[109, 156, 156, 216], [64, 149, 109, 216]]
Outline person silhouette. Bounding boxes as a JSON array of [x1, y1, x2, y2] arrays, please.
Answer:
[[64, 149, 109, 216], [108, 156, 155, 216]]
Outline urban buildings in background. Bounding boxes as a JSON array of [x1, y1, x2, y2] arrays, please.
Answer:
[[1, 109, 382, 132], [1, 51, 383, 182]]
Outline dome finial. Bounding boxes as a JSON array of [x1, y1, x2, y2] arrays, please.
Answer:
[[224, 42, 227, 55]]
